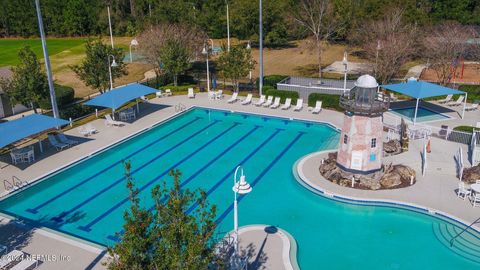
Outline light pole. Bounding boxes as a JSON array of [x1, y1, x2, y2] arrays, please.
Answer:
[[35, 0, 59, 119], [232, 166, 252, 263], [108, 55, 118, 91], [258, 0, 263, 96], [226, 0, 230, 52], [202, 44, 210, 93], [107, 5, 114, 48], [375, 40, 381, 77], [342, 51, 348, 93], [129, 38, 138, 63], [246, 41, 252, 81]]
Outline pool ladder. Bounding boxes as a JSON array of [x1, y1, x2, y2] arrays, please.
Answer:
[[3, 176, 29, 191], [175, 103, 186, 112]]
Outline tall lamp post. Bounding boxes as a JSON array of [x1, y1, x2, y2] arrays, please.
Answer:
[[202, 44, 210, 93], [107, 5, 114, 48], [232, 166, 252, 266], [129, 38, 138, 63], [375, 40, 381, 77], [258, 0, 263, 96], [342, 51, 348, 93], [226, 0, 230, 52], [108, 55, 118, 91], [246, 41, 252, 81], [35, 0, 59, 119]]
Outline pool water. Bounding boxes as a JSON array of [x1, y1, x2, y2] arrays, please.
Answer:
[[1, 108, 479, 269], [389, 107, 450, 122]]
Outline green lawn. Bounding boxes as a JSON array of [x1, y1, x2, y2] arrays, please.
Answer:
[[0, 38, 86, 67]]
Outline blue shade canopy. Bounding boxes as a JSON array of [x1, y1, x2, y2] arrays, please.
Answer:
[[84, 83, 158, 110], [381, 81, 465, 99], [0, 114, 69, 148]]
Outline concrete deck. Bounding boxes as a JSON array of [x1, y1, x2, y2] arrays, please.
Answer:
[[296, 136, 480, 230]]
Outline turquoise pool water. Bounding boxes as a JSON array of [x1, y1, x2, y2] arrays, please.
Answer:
[[390, 107, 450, 122], [0, 108, 479, 269]]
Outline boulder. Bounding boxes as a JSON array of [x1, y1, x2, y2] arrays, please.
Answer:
[[463, 165, 480, 184], [380, 172, 402, 188], [384, 140, 401, 154]]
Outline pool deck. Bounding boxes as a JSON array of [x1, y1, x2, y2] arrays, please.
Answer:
[[0, 92, 479, 269]]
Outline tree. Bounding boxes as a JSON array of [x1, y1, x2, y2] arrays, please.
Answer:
[[217, 44, 256, 91], [72, 38, 127, 94], [138, 24, 205, 86], [2, 46, 49, 113], [108, 163, 220, 270], [293, 0, 341, 80], [422, 22, 475, 85], [352, 9, 418, 84]]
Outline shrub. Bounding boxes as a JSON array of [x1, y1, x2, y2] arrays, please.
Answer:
[[458, 85, 480, 101], [264, 89, 299, 104], [161, 84, 197, 93], [453, 125, 480, 133], [59, 104, 95, 120], [256, 75, 288, 89], [308, 93, 343, 111], [39, 84, 75, 109]]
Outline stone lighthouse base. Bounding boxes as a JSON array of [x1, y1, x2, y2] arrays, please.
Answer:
[[319, 153, 416, 190]]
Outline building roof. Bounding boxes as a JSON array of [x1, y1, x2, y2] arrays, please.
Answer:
[[355, 75, 378, 88], [0, 114, 70, 148], [380, 81, 465, 99], [84, 83, 158, 110]]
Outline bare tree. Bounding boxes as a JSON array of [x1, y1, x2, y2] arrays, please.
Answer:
[[293, 0, 340, 80], [353, 9, 417, 84], [422, 22, 475, 85], [138, 24, 206, 86]]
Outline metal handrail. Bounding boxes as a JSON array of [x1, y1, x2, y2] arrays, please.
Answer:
[[449, 217, 480, 246]]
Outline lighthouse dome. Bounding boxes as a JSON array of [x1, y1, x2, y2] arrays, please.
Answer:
[[355, 74, 378, 88]]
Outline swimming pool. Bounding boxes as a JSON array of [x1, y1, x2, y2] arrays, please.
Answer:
[[0, 108, 479, 269], [389, 107, 450, 122]]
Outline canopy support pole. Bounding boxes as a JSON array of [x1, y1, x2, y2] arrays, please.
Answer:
[[136, 99, 140, 113], [39, 139, 43, 153], [461, 93, 467, 119], [413, 98, 419, 126], [112, 109, 115, 120]]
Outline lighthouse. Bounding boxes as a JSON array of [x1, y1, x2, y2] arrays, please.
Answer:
[[336, 75, 390, 174]]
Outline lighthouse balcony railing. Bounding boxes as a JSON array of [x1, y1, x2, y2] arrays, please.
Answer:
[[339, 94, 390, 115]]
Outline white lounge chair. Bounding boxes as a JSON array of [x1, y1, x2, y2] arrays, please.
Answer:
[[105, 114, 124, 127], [293, 99, 303, 111], [457, 182, 471, 200], [79, 124, 97, 137], [140, 95, 149, 103], [215, 90, 223, 99], [208, 91, 216, 99], [56, 133, 79, 146], [241, 94, 252, 105], [312, 100, 322, 114], [10, 254, 39, 270], [281, 98, 291, 110], [165, 89, 172, 96], [0, 250, 24, 269], [227, 92, 238, 103], [270, 97, 281, 109], [254, 95, 266, 106], [438, 94, 453, 104], [188, 88, 195, 98], [448, 96, 464, 106], [465, 101, 479, 111], [156, 90, 163, 98], [48, 134, 69, 151], [263, 96, 273, 107]]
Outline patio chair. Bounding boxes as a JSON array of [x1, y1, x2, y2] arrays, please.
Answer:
[[465, 100, 479, 111], [48, 134, 69, 151], [312, 100, 323, 114], [164, 89, 172, 96], [438, 94, 453, 104], [215, 90, 224, 99], [241, 94, 252, 105], [263, 96, 273, 107], [389, 92, 398, 101], [227, 92, 238, 103], [254, 95, 266, 106], [208, 91, 216, 99], [447, 96, 464, 106], [471, 193, 480, 207], [188, 88, 195, 98], [293, 99, 303, 111], [457, 182, 471, 200], [140, 95, 149, 103], [10, 151, 22, 165], [439, 125, 449, 138], [281, 98, 291, 110], [56, 133, 79, 146], [156, 90, 163, 98], [105, 114, 124, 127], [270, 97, 281, 109]]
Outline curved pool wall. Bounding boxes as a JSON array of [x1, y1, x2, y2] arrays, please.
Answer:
[[0, 107, 478, 269]]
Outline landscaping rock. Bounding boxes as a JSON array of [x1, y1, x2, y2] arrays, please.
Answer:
[[384, 140, 401, 154], [463, 165, 480, 184]]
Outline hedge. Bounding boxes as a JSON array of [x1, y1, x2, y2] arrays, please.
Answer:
[[39, 84, 75, 109], [59, 103, 95, 120], [264, 88, 299, 104], [256, 75, 288, 89], [458, 85, 480, 102], [308, 93, 343, 111], [453, 125, 480, 133], [161, 84, 197, 93]]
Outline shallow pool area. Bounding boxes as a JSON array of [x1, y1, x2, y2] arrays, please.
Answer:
[[389, 106, 450, 123], [0, 107, 479, 269]]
